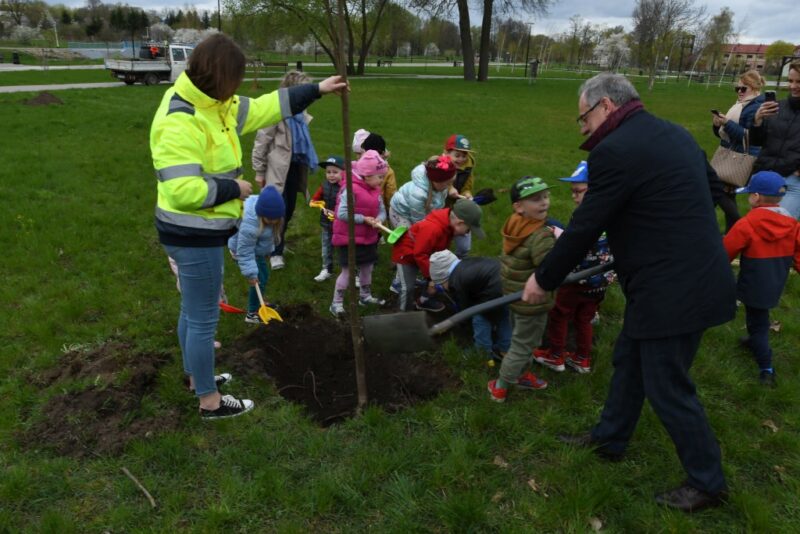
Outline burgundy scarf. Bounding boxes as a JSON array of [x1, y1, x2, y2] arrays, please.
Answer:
[[579, 99, 644, 152]]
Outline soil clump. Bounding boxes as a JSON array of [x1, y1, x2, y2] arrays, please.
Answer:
[[23, 91, 63, 106]]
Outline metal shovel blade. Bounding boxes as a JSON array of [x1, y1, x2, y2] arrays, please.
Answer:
[[362, 311, 436, 353]]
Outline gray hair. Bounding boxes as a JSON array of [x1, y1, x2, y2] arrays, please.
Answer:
[[579, 73, 639, 107]]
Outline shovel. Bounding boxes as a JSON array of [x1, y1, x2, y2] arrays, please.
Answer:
[[219, 301, 245, 314], [253, 283, 283, 324], [374, 222, 407, 244], [309, 200, 334, 221], [363, 262, 614, 354]]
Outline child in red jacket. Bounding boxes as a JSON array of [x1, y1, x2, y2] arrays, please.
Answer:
[[391, 199, 485, 311], [724, 171, 800, 387]]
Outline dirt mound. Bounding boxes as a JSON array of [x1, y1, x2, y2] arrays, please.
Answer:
[[23, 341, 180, 458], [24, 92, 63, 106], [219, 304, 460, 425]]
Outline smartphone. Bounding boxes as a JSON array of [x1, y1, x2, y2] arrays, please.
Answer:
[[711, 109, 721, 116], [765, 90, 776, 102]]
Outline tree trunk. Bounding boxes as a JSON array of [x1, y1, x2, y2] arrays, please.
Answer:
[[477, 0, 493, 82], [455, 0, 475, 81]]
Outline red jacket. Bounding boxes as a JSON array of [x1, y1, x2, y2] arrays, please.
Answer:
[[724, 205, 800, 308], [391, 208, 454, 278]]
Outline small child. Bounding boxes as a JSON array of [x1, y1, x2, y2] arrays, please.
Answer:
[[488, 176, 556, 402], [532, 162, 614, 374], [429, 249, 511, 362], [391, 198, 485, 312], [329, 150, 388, 316], [357, 132, 397, 216], [389, 154, 460, 229], [228, 186, 286, 324], [310, 155, 344, 282], [723, 171, 800, 387], [444, 134, 478, 258]]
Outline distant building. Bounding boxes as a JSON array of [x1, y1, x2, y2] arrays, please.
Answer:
[[721, 44, 770, 71]]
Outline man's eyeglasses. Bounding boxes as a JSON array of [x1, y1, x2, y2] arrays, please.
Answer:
[[734, 86, 748, 93], [576, 100, 601, 126]]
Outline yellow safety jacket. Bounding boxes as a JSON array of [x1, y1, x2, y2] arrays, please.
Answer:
[[150, 72, 292, 246]]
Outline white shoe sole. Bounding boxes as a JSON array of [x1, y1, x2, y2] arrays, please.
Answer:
[[201, 399, 254, 420], [533, 356, 565, 372]]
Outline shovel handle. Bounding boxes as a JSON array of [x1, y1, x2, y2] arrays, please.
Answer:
[[375, 222, 393, 234], [254, 283, 266, 307], [429, 262, 615, 336]]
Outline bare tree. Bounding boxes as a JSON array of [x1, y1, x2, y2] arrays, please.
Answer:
[[632, 0, 705, 91], [2, 0, 31, 25]]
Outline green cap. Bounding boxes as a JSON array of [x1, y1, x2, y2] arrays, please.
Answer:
[[510, 176, 550, 202], [452, 199, 485, 239]]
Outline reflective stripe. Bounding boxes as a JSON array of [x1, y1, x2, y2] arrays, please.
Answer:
[[278, 87, 291, 119], [155, 206, 237, 230], [167, 93, 195, 116], [201, 178, 218, 209], [202, 167, 242, 180], [156, 163, 203, 181], [236, 96, 250, 135]]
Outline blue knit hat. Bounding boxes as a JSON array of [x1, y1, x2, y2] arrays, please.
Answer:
[[255, 186, 285, 219]]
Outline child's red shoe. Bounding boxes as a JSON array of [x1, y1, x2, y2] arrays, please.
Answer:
[[533, 347, 565, 372], [487, 380, 508, 402], [566, 354, 592, 374], [516, 371, 548, 390]]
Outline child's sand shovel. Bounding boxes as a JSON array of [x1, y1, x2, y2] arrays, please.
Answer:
[[309, 200, 334, 221], [374, 222, 407, 245], [253, 284, 283, 324], [219, 301, 245, 314], [363, 262, 614, 354]]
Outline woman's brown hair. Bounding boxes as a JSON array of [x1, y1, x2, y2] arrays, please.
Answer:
[[186, 34, 245, 101], [789, 60, 800, 76], [739, 69, 765, 91]]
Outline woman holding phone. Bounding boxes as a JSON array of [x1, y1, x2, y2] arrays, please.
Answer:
[[711, 69, 765, 231], [751, 60, 800, 219]]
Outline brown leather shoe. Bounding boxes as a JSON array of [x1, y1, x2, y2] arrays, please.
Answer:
[[557, 433, 624, 462], [654, 483, 727, 512]]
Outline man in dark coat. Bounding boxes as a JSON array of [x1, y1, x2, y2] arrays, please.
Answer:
[[522, 73, 736, 512]]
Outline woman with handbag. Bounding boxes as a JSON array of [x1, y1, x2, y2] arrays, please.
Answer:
[[751, 60, 800, 220], [711, 70, 765, 232]]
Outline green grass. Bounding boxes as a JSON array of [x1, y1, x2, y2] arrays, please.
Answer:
[[0, 77, 798, 531]]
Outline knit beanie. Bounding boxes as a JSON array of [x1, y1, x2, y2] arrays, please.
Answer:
[[255, 185, 286, 219], [429, 250, 459, 285], [352, 150, 388, 177], [425, 154, 457, 183], [361, 133, 386, 154], [352, 128, 370, 154]]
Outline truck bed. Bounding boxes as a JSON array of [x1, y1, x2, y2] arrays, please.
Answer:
[[104, 59, 171, 73]]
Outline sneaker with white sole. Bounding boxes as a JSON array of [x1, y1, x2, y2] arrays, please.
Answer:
[[244, 312, 261, 324], [200, 394, 254, 420], [359, 295, 386, 306], [389, 279, 402, 294], [415, 296, 445, 313], [532, 347, 566, 372], [270, 255, 285, 270], [329, 302, 345, 317], [314, 268, 332, 282]]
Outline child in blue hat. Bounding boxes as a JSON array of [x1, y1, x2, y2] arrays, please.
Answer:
[[724, 171, 800, 387], [533, 162, 615, 374]]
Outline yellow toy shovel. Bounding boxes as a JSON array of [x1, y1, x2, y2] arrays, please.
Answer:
[[253, 283, 283, 324], [309, 200, 334, 220]]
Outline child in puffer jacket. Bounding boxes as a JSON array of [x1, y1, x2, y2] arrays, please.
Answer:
[[389, 154, 459, 228], [329, 150, 389, 317], [228, 186, 285, 324]]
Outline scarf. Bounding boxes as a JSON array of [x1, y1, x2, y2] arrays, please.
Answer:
[[579, 99, 644, 152], [288, 113, 319, 171], [719, 94, 758, 144]]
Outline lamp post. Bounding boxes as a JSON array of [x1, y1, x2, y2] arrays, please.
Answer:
[[217, 0, 221, 32], [523, 22, 533, 77]]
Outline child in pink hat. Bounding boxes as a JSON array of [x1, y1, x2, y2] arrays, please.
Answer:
[[329, 150, 389, 316]]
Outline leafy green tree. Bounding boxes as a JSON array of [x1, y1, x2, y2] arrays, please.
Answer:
[[765, 40, 795, 74]]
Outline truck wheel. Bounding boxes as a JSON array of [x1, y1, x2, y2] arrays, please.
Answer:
[[144, 73, 159, 86], [124, 79, 135, 85]]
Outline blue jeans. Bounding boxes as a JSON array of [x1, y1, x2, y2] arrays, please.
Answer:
[[779, 174, 800, 220], [472, 306, 511, 356], [247, 256, 270, 313], [454, 232, 472, 258], [744, 305, 772, 370], [163, 244, 223, 397]]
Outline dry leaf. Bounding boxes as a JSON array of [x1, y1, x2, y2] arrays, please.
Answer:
[[527, 478, 549, 497], [493, 455, 509, 469], [762, 419, 779, 433], [773, 465, 787, 483], [491, 491, 504, 503], [769, 321, 781, 333], [589, 517, 603, 531]]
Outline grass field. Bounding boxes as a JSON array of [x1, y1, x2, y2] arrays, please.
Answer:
[[0, 76, 798, 531]]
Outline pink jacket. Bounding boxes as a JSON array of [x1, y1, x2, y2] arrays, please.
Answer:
[[332, 177, 382, 246]]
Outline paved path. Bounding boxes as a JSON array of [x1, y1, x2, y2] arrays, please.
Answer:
[[0, 81, 126, 93]]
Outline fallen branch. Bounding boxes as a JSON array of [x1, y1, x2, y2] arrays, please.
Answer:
[[121, 467, 156, 509]]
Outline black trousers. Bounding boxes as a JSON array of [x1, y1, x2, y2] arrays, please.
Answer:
[[591, 329, 727, 494], [273, 161, 307, 256]]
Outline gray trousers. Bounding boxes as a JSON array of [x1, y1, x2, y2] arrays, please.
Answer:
[[499, 311, 548, 384]]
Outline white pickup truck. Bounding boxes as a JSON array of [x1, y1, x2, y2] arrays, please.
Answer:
[[105, 43, 194, 86]]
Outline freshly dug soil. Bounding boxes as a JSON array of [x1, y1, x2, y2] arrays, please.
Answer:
[[24, 91, 63, 106], [218, 304, 460, 425], [23, 341, 180, 458]]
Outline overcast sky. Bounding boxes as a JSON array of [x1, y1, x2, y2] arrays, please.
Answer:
[[59, 0, 797, 44]]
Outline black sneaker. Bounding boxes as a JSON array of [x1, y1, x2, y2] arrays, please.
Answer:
[[759, 370, 776, 388], [244, 312, 261, 324], [200, 394, 254, 420], [185, 373, 232, 391], [415, 296, 445, 312]]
